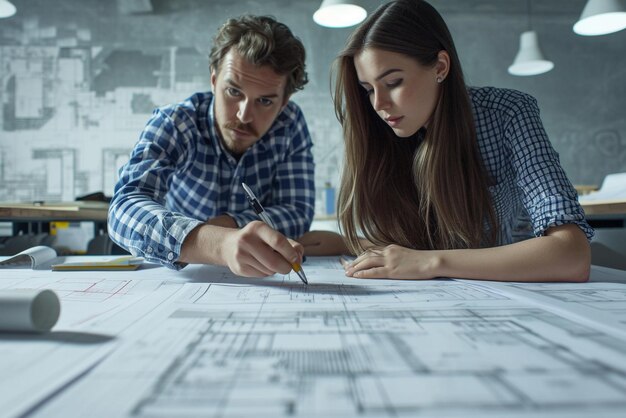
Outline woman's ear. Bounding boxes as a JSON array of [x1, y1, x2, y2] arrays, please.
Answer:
[[435, 50, 450, 83]]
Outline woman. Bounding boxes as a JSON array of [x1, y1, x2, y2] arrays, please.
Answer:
[[304, 0, 593, 282]]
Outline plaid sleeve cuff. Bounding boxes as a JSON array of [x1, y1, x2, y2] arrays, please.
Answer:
[[108, 202, 203, 270], [531, 195, 594, 241]]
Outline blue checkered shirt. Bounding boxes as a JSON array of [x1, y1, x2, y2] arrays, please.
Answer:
[[108, 92, 315, 269], [470, 87, 593, 244]]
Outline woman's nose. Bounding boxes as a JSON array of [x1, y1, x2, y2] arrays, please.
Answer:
[[372, 91, 390, 111]]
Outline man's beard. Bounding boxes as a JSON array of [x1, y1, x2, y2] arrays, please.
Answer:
[[223, 121, 259, 138], [220, 121, 260, 156]]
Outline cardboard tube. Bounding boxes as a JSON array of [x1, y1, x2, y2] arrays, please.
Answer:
[[0, 289, 61, 332]]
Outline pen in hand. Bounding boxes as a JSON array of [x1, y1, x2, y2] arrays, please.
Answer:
[[241, 182, 308, 285]]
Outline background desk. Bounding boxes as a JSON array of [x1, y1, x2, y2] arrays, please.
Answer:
[[581, 199, 626, 228], [1, 199, 622, 232], [0, 202, 111, 255], [0, 200, 623, 259], [0, 202, 109, 235]]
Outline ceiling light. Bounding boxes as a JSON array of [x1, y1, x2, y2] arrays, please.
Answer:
[[0, 0, 16, 18], [574, 0, 626, 36], [313, 0, 367, 28], [508, 31, 554, 76]]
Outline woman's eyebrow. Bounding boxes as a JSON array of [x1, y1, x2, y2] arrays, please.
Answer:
[[359, 68, 402, 85]]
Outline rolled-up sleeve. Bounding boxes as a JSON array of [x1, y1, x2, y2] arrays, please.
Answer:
[[108, 109, 202, 269], [504, 95, 594, 241]]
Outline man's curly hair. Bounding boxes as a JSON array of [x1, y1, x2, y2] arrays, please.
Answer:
[[209, 15, 308, 97]]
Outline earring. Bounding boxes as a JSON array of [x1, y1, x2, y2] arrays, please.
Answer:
[[436, 76, 443, 83]]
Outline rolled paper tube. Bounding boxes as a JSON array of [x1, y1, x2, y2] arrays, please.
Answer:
[[0, 289, 61, 332]]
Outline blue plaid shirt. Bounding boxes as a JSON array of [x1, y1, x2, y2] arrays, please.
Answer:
[[108, 92, 315, 269], [470, 87, 593, 244]]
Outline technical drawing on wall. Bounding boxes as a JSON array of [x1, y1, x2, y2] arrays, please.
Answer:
[[0, 10, 343, 211]]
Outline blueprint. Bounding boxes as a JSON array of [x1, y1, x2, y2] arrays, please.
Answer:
[[0, 267, 187, 418], [473, 280, 626, 341], [25, 262, 626, 418]]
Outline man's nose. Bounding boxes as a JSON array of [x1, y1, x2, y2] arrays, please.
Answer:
[[237, 100, 253, 124]]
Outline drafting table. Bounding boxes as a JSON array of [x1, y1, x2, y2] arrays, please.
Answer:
[[1, 259, 626, 418]]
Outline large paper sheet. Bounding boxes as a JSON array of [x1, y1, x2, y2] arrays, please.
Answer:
[[24, 263, 626, 418], [0, 268, 187, 418]]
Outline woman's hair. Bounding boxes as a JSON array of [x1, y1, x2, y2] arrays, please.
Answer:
[[209, 15, 308, 97], [334, 0, 497, 254]]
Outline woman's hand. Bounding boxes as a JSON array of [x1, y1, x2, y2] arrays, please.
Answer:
[[343, 224, 590, 282], [344, 244, 440, 280]]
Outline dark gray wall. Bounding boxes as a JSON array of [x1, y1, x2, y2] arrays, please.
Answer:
[[441, 2, 626, 186], [0, 0, 624, 207]]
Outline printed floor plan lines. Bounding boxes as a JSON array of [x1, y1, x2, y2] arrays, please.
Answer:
[[28, 264, 626, 418]]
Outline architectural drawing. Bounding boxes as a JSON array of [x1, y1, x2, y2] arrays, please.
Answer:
[[29, 265, 626, 418], [489, 281, 626, 340], [0, 267, 189, 418]]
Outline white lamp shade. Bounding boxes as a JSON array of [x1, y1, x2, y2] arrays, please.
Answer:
[[313, 0, 367, 28], [0, 0, 16, 18], [573, 0, 626, 35], [508, 31, 554, 76]]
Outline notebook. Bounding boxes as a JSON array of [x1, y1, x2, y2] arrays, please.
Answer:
[[0, 246, 143, 271], [51, 256, 144, 271]]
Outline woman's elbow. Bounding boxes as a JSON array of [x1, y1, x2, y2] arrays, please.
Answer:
[[570, 265, 590, 283], [566, 241, 591, 283], [548, 224, 591, 282]]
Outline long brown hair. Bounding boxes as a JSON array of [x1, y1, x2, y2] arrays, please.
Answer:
[[334, 0, 497, 254]]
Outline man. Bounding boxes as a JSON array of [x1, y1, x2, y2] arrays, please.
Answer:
[[108, 15, 315, 277]]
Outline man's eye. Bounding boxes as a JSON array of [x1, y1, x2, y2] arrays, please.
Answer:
[[258, 98, 273, 106], [227, 87, 241, 96]]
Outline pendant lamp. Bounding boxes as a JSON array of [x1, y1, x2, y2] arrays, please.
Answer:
[[0, 0, 16, 18], [313, 0, 367, 28], [573, 0, 626, 36], [508, 0, 554, 76], [508, 31, 555, 76]]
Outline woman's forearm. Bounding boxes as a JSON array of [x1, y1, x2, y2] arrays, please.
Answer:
[[434, 224, 590, 282]]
